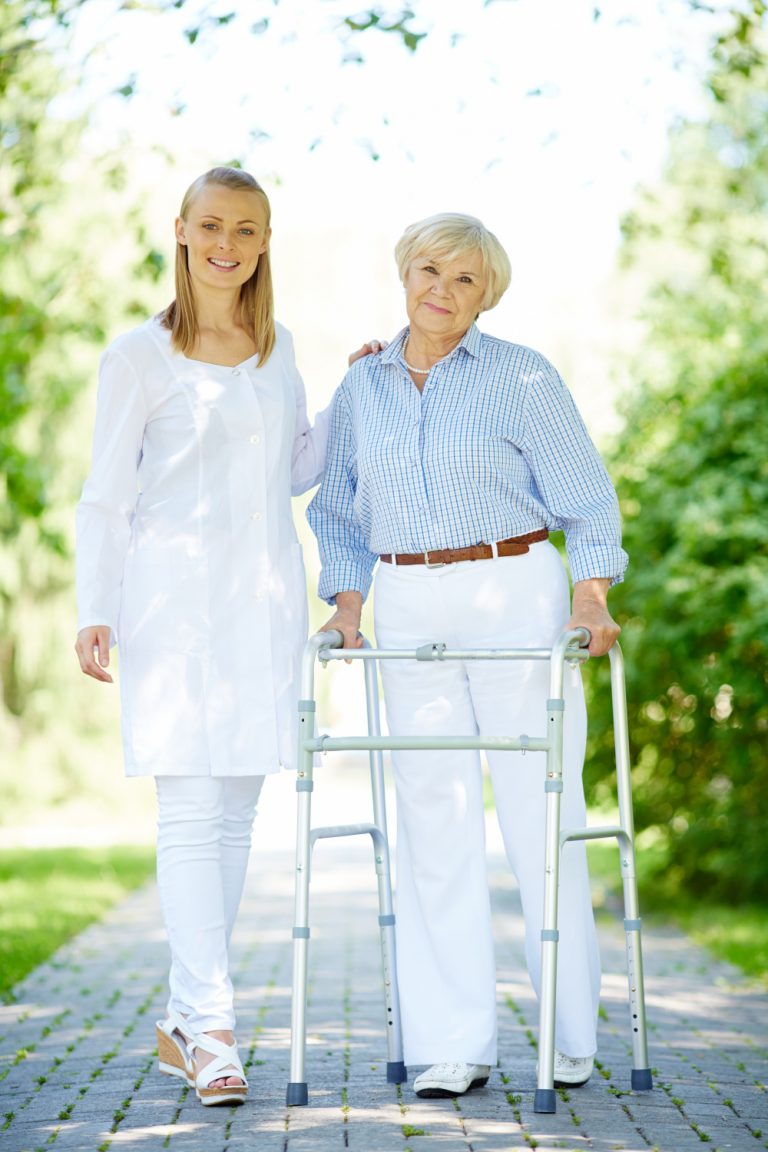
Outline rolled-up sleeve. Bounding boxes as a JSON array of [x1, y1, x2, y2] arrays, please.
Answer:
[[306, 383, 379, 604], [521, 361, 628, 585], [75, 347, 147, 640]]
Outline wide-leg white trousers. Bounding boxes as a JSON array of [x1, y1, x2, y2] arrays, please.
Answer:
[[373, 541, 601, 1066], [155, 774, 264, 1034]]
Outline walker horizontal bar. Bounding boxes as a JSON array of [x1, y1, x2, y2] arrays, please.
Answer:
[[319, 646, 588, 664], [305, 734, 551, 754], [560, 824, 627, 847], [309, 823, 387, 852]]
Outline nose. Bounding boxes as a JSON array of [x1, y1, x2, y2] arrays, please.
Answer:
[[217, 229, 236, 249], [430, 275, 450, 296]]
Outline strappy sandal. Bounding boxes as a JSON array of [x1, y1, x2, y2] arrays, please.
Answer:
[[155, 1012, 195, 1085], [191, 1033, 248, 1106]]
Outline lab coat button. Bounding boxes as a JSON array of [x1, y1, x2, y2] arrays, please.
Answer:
[[250, 434, 260, 444], [232, 368, 241, 376], [251, 512, 262, 521]]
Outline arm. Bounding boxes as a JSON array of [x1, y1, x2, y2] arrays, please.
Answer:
[[290, 339, 385, 496], [75, 345, 148, 677], [306, 381, 379, 647], [520, 360, 626, 656]]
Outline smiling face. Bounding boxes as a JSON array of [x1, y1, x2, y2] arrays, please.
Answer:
[[175, 183, 271, 292], [403, 249, 487, 345]]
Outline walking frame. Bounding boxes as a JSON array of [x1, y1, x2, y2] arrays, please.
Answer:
[[286, 627, 653, 1114]]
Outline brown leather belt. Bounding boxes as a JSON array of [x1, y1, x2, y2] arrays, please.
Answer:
[[380, 528, 549, 568]]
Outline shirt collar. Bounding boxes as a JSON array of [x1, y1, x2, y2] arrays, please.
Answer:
[[381, 322, 482, 368]]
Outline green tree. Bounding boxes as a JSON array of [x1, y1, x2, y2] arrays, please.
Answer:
[[587, 6, 768, 902], [0, 1, 165, 734]]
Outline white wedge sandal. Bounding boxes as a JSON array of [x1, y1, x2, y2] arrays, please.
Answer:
[[190, 1032, 248, 1106]]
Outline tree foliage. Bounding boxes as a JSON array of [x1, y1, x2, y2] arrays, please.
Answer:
[[586, 5, 768, 902]]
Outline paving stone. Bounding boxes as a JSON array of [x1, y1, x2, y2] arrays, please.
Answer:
[[1, 767, 766, 1152]]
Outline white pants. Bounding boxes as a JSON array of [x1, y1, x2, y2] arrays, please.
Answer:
[[155, 774, 264, 1034], [374, 541, 601, 1066]]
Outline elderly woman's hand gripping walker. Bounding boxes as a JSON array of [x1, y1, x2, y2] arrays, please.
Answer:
[[308, 213, 627, 1098]]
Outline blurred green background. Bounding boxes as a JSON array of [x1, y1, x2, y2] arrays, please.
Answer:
[[1, 1, 766, 993]]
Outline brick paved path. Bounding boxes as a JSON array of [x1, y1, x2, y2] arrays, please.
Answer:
[[1, 767, 766, 1152]]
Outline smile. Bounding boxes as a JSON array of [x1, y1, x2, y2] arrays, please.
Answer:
[[209, 258, 239, 268]]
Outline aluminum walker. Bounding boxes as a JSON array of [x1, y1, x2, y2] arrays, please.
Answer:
[[286, 628, 653, 1114]]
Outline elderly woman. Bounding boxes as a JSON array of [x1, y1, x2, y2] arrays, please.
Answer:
[[307, 213, 628, 1098]]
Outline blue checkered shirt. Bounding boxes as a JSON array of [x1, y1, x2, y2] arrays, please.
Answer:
[[308, 324, 628, 604]]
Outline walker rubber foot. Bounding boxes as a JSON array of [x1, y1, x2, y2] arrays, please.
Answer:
[[631, 1068, 653, 1092], [386, 1060, 407, 1084], [534, 1088, 557, 1114], [286, 1082, 309, 1106]]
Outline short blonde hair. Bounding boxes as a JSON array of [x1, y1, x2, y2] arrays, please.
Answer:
[[394, 213, 511, 312], [160, 167, 275, 363]]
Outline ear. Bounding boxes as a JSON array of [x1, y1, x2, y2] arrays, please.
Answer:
[[259, 226, 272, 255], [175, 217, 187, 245]]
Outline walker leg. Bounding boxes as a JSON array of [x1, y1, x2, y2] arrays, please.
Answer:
[[364, 659, 407, 1085], [287, 700, 316, 1107], [534, 697, 566, 1114], [610, 646, 653, 1093], [623, 904, 652, 1090]]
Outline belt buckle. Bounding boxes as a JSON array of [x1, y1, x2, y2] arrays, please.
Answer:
[[423, 551, 446, 569]]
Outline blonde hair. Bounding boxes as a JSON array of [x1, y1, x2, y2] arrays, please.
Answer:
[[394, 212, 511, 312], [160, 167, 275, 363]]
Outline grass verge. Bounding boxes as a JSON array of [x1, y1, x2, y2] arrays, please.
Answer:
[[0, 845, 156, 1002], [587, 840, 768, 985]]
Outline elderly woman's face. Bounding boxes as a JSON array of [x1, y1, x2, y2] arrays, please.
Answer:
[[404, 250, 487, 343]]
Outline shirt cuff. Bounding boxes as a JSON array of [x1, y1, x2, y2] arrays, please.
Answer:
[[318, 557, 377, 605]]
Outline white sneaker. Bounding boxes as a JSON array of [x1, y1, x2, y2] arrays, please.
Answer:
[[553, 1050, 593, 1087], [414, 1061, 491, 1098]]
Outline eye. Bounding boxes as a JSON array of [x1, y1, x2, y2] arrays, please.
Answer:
[[458, 276, 474, 284], [422, 265, 438, 274], [202, 222, 218, 230], [239, 228, 255, 236]]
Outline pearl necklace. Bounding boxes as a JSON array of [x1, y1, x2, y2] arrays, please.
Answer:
[[402, 339, 434, 374]]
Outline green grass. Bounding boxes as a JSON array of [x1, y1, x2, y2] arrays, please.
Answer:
[[0, 846, 156, 1001], [587, 840, 768, 984]]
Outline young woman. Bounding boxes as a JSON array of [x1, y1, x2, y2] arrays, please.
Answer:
[[75, 166, 378, 1105]]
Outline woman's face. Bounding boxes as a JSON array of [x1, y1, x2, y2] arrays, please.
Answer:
[[404, 249, 487, 344], [175, 184, 270, 291]]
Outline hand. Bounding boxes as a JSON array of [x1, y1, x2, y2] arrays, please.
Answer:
[[348, 339, 388, 366], [75, 626, 114, 683], [566, 578, 620, 658], [319, 591, 363, 661]]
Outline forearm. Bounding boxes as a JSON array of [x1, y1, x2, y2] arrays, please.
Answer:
[[572, 577, 612, 609]]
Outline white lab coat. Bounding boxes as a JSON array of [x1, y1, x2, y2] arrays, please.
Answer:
[[76, 317, 328, 776]]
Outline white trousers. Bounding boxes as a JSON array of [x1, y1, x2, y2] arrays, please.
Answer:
[[155, 774, 264, 1034], [374, 541, 601, 1066]]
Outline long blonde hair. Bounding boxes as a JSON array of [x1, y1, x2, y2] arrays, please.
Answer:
[[160, 167, 275, 364]]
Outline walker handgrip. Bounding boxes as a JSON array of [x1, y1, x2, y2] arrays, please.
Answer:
[[318, 629, 344, 651], [573, 627, 592, 649]]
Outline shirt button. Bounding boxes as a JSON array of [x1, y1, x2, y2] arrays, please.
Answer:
[[251, 512, 262, 521], [232, 368, 241, 376], [250, 434, 260, 444]]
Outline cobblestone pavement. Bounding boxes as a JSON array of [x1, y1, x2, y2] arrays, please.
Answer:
[[1, 767, 766, 1152]]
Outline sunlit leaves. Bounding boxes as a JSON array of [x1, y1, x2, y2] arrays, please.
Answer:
[[343, 7, 426, 53]]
